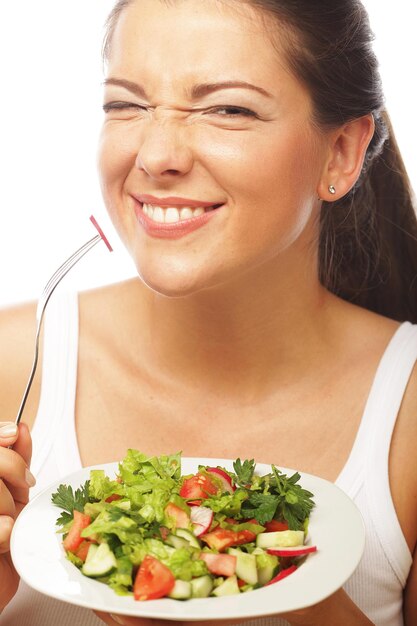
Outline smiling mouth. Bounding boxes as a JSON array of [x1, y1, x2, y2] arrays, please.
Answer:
[[141, 202, 223, 224]]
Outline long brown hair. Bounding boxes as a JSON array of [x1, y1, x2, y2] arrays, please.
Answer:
[[103, 0, 417, 323]]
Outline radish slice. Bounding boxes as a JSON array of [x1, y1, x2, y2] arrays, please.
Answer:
[[206, 467, 235, 493], [190, 506, 214, 536], [90, 215, 113, 252], [267, 545, 317, 557], [266, 564, 298, 585]]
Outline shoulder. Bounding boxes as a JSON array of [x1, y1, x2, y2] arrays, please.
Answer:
[[389, 337, 417, 553], [391, 351, 417, 618], [0, 301, 39, 429]]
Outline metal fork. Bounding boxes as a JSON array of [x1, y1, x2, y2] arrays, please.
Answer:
[[14, 216, 111, 426]]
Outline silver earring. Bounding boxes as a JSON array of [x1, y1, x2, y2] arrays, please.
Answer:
[[328, 185, 336, 195]]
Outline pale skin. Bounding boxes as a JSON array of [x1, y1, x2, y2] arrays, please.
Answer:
[[1, 0, 417, 624]]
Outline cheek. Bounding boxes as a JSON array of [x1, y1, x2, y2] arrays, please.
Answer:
[[97, 125, 139, 227], [202, 127, 321, 245], [97, 125, 137, 193]]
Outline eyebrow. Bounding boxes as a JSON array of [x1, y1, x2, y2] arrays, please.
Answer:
[[103, 78, 273, 99]]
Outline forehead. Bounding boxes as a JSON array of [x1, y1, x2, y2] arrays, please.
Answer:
[[108, 0, 294, 97]]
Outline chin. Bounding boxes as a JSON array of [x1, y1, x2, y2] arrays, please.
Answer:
[[135, 262, 209, 299]]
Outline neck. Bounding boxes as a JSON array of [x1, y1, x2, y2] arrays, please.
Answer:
[[131, 251, 335, 401]]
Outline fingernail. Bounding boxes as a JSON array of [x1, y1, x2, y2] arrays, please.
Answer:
[[25, 469, 36, 487], [110, 615, 124, 625], [0, 422, 18, 437]]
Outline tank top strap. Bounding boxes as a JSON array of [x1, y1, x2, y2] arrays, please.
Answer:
[[336, 322, 417, 492], [31, 291, 82, 479], [336, 321, 417, 583]]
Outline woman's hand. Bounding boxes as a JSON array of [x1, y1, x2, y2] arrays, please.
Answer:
[[0, 421, 35, 613], [95, 588, 375, 626], [278, 588, 374, 625]]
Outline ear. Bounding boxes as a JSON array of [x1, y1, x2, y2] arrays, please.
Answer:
[[317, 114, 375, 201]]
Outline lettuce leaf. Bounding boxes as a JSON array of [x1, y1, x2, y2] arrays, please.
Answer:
[[89, 470, 124, 501], [118, 450, 181, 487]]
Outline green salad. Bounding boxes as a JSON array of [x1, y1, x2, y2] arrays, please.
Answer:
[[51, 450, 316, 601]]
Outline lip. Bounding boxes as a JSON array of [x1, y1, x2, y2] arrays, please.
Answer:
[[133, 197, 223, 240], [135, 194, 221, 209]]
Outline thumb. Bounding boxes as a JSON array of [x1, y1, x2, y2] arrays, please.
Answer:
[[0, 422, 19, 449]]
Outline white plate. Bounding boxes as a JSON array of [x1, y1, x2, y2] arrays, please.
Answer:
[[11, 458, 365, 621]]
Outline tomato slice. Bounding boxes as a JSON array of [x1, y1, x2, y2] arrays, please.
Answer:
[[63, 510, 91, 553], [74, 540, 94, 562], [264, 520, 289, 532], [105, 494, 123, 503], [159, 526, 170, 540], [134, 555, 175, 601], [179, 473, 219, 500], [201, 527, 257, 552], [165, 502, 190, 529], [200, 552, 237, 576]]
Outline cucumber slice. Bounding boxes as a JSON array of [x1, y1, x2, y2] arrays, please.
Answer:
[[190, 574, 213, 598], [168, 579, 192, 599], [110, 499, 131, 511], [227, 549, 258, 585], [176, 528, 201, 548], [165, 534, 190, 549], [256, 530, 304, 549], [82, 543, 117, 577], [255, 551, 279, 586], [257, 561, 277, 586], [212, 575, 240, 597]]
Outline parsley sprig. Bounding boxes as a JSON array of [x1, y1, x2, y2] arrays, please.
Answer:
[[51, 480, 90, 526], [233, 458, 256, 487], [233, 458, 315, 530]]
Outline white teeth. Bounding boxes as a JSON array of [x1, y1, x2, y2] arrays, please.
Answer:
[[142, 203, 213, 224], [180, 207, 193, 220], [165, 208, 180, 223], [153, 207, 165, 223]]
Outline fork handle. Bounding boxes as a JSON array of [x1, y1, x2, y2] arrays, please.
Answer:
[[14, 326, 42, 426]]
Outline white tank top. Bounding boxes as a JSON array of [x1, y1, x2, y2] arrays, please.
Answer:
[[1, 292, 416, 626]]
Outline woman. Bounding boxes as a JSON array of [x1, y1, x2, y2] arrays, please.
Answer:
[[1, 0, 416, 624]]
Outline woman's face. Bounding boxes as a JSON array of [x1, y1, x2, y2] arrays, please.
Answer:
[[99, 0, 328, 296]]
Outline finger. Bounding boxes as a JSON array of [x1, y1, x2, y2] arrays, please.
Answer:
[[8, 422, 35, 512], [0, 422, 19, 448], [0, 515, 14, 554], [0, 446, 34, 491], [13, 423, 33, 468], [0, 422, 35, 515], [0, 480, 15, 518]]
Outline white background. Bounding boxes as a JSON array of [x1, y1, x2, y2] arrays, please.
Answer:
[[0, 1, 415, 307]]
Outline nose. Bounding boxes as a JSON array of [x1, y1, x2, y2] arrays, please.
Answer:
[[135, 112, 194, 180]]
